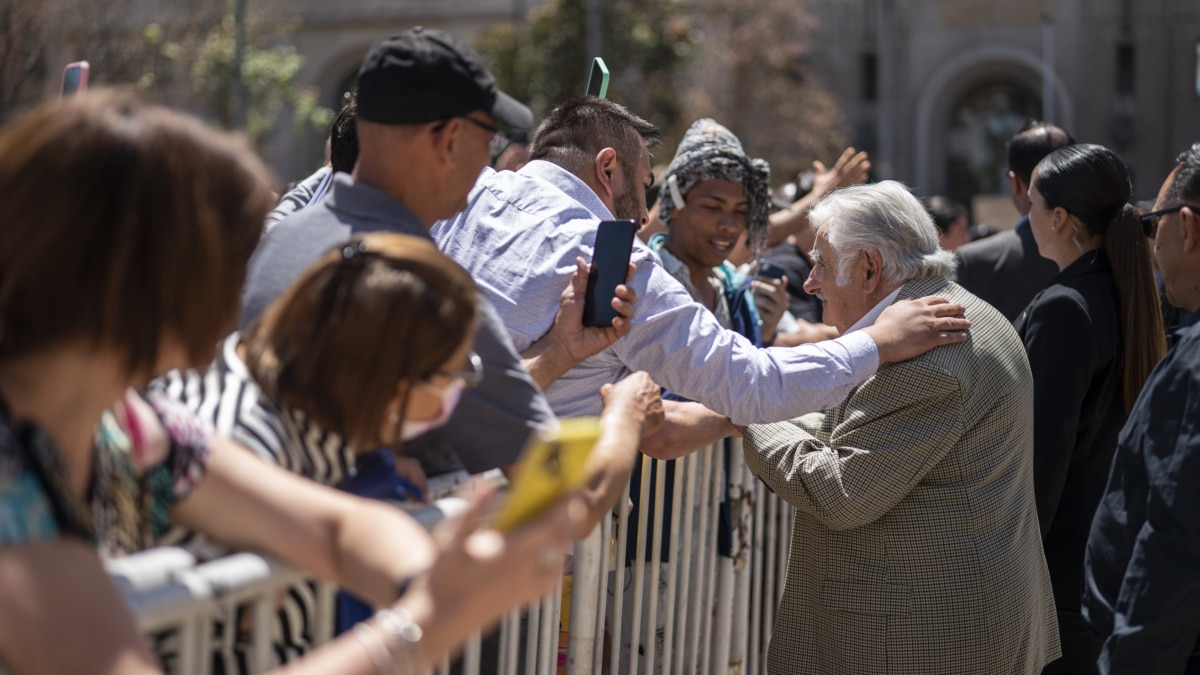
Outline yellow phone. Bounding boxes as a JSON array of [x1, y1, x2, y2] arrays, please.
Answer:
[[494, 417, 600, 532]]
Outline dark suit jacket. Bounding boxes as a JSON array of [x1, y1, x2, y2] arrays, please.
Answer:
[[1014, 250, 1124, 610], [955, 216, 1059, 322]]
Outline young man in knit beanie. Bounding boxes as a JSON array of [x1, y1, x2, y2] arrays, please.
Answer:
[[648, 118, 788, 346]]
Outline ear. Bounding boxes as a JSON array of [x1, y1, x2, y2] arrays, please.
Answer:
[[1182, 206, 1199, 255], [860, 248, 884, 292], [1051, 207, 1070, 232], [593, 147, 619, 203], [429, 118, 463, 167], [1008, 171, 1024, 199]]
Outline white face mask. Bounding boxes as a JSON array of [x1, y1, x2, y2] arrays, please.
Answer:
[[400, 380, 464, 441]]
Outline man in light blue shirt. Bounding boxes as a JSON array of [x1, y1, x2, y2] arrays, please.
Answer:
[[434, 97, 970, 434]]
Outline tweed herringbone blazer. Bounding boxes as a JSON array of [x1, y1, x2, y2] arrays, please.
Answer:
[[744, 276, 1060, 675]]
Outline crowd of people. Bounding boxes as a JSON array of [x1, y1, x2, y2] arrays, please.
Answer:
[[0, 22, 1197, 675]]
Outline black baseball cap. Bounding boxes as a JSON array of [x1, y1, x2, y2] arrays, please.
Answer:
[[356, 27, 533, 133]]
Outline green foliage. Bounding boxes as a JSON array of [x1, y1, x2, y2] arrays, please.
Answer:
[[475, 0, 848, 185], [713, 0, 850, 181], [185, 14, 331, 145], [475, 0, 699, 150]]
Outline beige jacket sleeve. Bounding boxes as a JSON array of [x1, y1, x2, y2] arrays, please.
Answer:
[[743, 359, 966, 531]]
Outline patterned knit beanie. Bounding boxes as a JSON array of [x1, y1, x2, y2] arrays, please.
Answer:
[[658, 118, 772, 255]]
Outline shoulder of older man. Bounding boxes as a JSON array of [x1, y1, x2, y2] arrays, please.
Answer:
[[879, 276, 1033, 398]]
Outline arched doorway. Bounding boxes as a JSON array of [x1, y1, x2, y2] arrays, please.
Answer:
[[914, 46, 1075, 199], [944, 80, 1041, 203]]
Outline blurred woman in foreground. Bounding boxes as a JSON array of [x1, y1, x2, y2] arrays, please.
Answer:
[[0, 90, 580, 674]]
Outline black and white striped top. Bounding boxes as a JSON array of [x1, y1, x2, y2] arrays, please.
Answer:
[[152, 333, 355, 490], [148, 333, 356, 669]]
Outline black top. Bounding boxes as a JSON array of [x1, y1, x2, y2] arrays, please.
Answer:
[[762, 240, 823, 324], [1014, 249, 1124, 609], [1083, 315, 1200, 673], [956, 216, 1059, 322]]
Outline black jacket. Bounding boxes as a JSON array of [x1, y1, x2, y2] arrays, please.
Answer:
[[1014, 250, 1124, 609]]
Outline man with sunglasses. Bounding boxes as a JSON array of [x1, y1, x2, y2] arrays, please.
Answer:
[[1083, 143, 1200, 674]]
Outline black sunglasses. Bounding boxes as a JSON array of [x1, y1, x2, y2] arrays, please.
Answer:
[[434, 115, 512, 163], [1139, 204, 1191, 239]]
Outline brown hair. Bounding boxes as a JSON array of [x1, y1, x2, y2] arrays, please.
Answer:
[[530, 96, 661, 188], [242, 233, 477, 449], [1033, 144, 1167, 410], [0, 89, 272, 376]]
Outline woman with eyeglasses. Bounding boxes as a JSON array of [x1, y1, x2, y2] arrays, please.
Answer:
[[0, 90, 585, 675], [1016, 143, 1167, 674], [151, 234, 658, 667], [149, 232, 489, 664]]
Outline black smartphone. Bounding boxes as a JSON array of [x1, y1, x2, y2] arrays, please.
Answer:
[[756, 259, 788, 281], [583, 219, 637, 327], [60, 61, 90, 98], [585, 57, 610, 99]]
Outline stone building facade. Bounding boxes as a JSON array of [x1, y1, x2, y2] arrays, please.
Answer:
[[265, 0, 1198, 206]]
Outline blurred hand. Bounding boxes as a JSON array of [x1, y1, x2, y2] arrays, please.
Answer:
[[411, 483, 582, 644], [391, 454, 429, 503], [600, 371, 664, 437], [750, 277, 789, 344], [809, 147, 871, 199], [863, 296, 971, 364]]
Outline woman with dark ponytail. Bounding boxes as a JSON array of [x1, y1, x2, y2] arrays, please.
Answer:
[[1016, 143, 1167, 674]]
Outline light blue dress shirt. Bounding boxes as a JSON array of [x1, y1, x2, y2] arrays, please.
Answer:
[[433, 160, 880, 424]]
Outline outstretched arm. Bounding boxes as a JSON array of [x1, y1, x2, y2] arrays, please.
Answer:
[[572, 371, 664, 537], [640, 400, 738, 460], [765, 148, 871, 247], [521, 258, 637, 390], [862, 296, 970, 365], [742, 361, 965, 531], [171, 436, 436, 607], [0, 539, 161, 674]]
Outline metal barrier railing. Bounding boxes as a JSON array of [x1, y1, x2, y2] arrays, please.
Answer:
[[112, 439, 792, 675], [560, 437, 791, 675]]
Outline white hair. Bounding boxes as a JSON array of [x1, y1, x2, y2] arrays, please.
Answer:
[[808, 180, 957, 286]]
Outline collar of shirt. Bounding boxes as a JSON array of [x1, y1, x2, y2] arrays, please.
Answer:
[[653, 241, 733, 329], [518, 160, 616, 221], [1013, 214, 1031, 235], [326, 172, 430, 240], [845, 286, 904, 334]]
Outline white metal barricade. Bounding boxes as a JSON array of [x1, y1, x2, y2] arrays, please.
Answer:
[[114, 445, 794, 675], [112, 498, 496, 675], [563, 438, 792, 675]]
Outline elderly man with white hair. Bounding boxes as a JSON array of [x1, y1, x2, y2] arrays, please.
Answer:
[[740, 181, 1060, 674]]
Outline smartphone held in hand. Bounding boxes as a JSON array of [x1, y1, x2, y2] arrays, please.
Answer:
[[60, 61, 89, 97], [756, 259, 788, 281], [583, 219, 637, 328], [494, 418, 600, 532]]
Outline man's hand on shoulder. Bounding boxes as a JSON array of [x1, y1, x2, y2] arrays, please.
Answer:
[[520, 258, 637, 389], [863, 296, 970, 365]]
